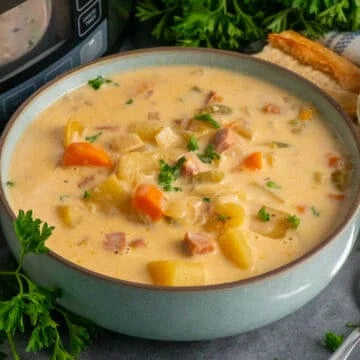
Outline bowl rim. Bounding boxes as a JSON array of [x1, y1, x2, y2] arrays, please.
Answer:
[[1, 46, 360, 292]]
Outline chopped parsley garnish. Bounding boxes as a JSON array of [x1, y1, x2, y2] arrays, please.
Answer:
[[191, 86, 201, 92], [289, 119, 301, 125], [158, 157, 186, 191], [323, 331, 344, 352], [88, 75, 113, 90], [126, 98, 133, 104], [83, 190, 91, 199], [59, 194, 70, 201], [197, 144, 220, 164], [271, 141, 290, 148], [287, 214, 300, 229], [258, 206, 270, 222], [187, 135, 199, 152], [85, 132, 102, 143], [194, 113, 220, 129], [6, 181, 15, 187], [217, 214, 231, 222], [311, 206, 320, 217], [203, 197, 211, 203], [266, 180, 281, 189]]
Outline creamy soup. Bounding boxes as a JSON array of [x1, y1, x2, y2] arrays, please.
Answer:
[[8, 66, 351, 286]]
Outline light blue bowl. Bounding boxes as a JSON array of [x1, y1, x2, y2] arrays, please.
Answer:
[[1, 48, 360, 340]]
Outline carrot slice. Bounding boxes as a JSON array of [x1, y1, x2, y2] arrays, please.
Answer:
[[328, 156, 342, 168], [328, 193, 345, 201], [132, 184, 165, 221], [296, 205, 306, 214], [62, 142, 112, 167], [242, 152, 262, 170]]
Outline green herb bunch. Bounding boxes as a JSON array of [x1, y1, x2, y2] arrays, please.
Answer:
[[136, 0, 360, 50], [0, 210, 95, 359]]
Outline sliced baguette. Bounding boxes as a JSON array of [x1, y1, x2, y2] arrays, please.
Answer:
[[268, 30, 360, 93]]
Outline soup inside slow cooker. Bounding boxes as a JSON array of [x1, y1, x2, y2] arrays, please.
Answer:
[[7, 66, 352, 286], [0, 0, 50, 65]]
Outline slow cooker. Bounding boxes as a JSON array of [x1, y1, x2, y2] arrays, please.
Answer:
[[0, 0, 132, 124]]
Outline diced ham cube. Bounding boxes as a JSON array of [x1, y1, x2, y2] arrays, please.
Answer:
[[182, 153, 204, 177], [130, 238, 147, 248], [184, 232, 215, 255], [143, 89, 154, 99], [210, 128, 237, 153], [174, 118, 191, 130], [262, 103, 280, 114], [78, 174, 95, 188], [148, 112, 160, 120], [103, 232, 126, 253], [204, 90, 223, 104]]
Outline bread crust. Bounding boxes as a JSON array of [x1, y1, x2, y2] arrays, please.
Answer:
[[268, 30, 360, 93]]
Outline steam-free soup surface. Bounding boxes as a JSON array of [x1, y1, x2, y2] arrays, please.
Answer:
[[8, 66, 351, 286]]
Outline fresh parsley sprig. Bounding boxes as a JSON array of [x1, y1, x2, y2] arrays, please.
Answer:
[[0, 210, 96, 359], [136, 0, 360, 49]]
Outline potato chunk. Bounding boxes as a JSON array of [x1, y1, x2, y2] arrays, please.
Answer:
[[155, 127, 181, 147], [213, 202, 245, 228], [56, 205, 82, 227], [64, 119, 84, 147], [110, 133, 144, 153], [117, 151, 159, 185], [147, 260, 205, 286], [134, 120, 164, 141], [250, 206, 289, 239], [89, 174, 129, 211], [218, 228, 253, 269]]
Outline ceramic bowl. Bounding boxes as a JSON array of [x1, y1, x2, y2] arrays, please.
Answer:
[[1, 48, 360, 341]]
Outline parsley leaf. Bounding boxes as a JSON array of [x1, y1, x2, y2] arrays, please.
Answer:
[[311, 206, 320, 217], [323, 331, 344, 352], [85, 132, 102, 143], [126, 98, 133, 104], [88, 76, 113, 90], [14, 210, 54, 256], [258, 206, 270, 222], [197, 144, 220, 164], [83, 190, 91, 199], [187, 135, 199, 152], [0, 210, 96, 359], [266, 180, 281, 189], [287, 214, 301, 229], [203, 197, 211, 203], [6, 181, 15, 188], [158, 157, 186, 191], [194, 113, 220, 129], [137, 0, 360, 49], [271, 141, 290, 148], [217, 214, 231, 222]]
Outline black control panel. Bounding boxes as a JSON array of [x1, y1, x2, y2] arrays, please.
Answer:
[[74, 0, 105, 38]]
